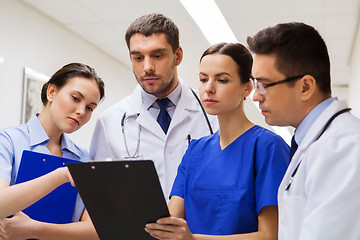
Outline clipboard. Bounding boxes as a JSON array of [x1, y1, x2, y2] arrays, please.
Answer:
[[15, 150, 80, 224], [67, 160, 170, 240]]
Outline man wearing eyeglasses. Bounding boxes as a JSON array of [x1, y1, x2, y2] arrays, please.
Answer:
[[248, 22, 360, 240]]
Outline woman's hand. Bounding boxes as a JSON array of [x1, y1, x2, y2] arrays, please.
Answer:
[[0, 211, 37, 240], [64, 167, 75, 187], [55, 167, 75, 187], [145, 216, 193, 240]]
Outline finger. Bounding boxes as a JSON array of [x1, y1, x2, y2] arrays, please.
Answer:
[[149, 232, 169, 240], [145, 228, 171, 240], [149, 233, 162, 240], [0, 217, 10, 227], [144, 229, 161, 240], [145, 223, 159, 231], [146, 223, 172, 232], [65, 167, 76, 186], [156, 216, 174, 225], [157, 216, 186, 226], [0, 226, 6, 238]]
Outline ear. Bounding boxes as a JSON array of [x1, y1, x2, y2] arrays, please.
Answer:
[[243, 80, 253, 99], [174, 46, 183, 66], [299, 75, 316, 101], [46, 84, 58, 103]]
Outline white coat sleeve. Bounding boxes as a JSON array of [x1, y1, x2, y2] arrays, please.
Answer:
[[299, 133, 360, 240]]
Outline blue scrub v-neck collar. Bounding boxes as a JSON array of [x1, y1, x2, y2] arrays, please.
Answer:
[[217, 125, 257, 151]]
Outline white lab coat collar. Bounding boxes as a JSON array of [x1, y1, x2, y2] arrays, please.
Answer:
[[177, 80, 201, 112], [293, 100, 348, 161], [124, 80, 201, 139], [125, 84, 143, 117], [169, 82, 200, 131]]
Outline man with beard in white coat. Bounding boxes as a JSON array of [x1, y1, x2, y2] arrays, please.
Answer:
[[248, 22, 360, 240], [90, 13, 217, 201]]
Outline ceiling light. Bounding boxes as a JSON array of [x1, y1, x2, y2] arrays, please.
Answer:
[[179, 0, 237, 45]]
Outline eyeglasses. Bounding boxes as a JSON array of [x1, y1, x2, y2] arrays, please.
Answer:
[[251, 74, 306, 94]]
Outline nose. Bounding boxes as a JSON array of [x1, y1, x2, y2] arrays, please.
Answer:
[[252, 88, 264, 102], [144, 57, 155, 73], [76, 104, 86, 117], [204, 80, 215, 94]]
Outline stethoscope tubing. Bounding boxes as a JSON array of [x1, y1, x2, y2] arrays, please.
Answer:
[[120, 88, 213, 158], [121, 113, 141, 158]]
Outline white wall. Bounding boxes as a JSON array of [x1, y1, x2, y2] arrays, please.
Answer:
[[3, 0, 356, 150], [0, 0, 294, 147], [349, 21, 360, 118], [0, 0, 135, 149]]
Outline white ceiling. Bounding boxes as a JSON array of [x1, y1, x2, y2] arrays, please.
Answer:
[[19, 0, 359, 88]]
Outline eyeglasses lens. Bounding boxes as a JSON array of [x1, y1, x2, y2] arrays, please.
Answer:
[[255, 80, 266, 94]]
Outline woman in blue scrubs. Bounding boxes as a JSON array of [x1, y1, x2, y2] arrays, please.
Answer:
[[145, 43, 289, 239], [0, 63, 104, 239]]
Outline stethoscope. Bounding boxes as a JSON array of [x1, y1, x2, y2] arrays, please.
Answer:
[[120, 88, 213, 159], [121, 113, 141, 159], [285, 107, 351, 191]]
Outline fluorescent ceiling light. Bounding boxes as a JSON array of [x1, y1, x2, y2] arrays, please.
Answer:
[[180, 0, 292, 144], [179, 0, 237, 45]]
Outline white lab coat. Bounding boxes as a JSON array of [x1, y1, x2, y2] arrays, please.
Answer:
[[90, 80, 218, 201], [278, 99, 360, 240]]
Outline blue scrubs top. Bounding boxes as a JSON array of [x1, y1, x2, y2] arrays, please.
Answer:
[[171, 125, 289, 235], [0, 114, 90, 222]]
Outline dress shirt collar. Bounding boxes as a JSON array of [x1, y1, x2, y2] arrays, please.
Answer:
[[28, 114, 82, 158], [141, 81, 182, 110], [295, 97, 336, 145], [28, 114, 49, 147]]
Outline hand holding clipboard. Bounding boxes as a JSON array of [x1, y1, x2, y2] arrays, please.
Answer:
[[15, 150, 80, 224]]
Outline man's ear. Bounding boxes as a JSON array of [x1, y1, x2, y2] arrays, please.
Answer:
[[175, 46, 183, 66], [299, 75, 316, 101], [47, 84, 57, 103]]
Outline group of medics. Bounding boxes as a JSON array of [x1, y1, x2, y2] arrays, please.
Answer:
[[0, 12, 360, 240]]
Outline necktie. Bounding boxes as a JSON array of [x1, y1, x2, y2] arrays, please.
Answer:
[[289, 135, 298, 161], [156, 98, 171, 134]]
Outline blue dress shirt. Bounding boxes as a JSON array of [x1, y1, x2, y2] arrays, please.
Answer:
[[0, 114, 89, 221]]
